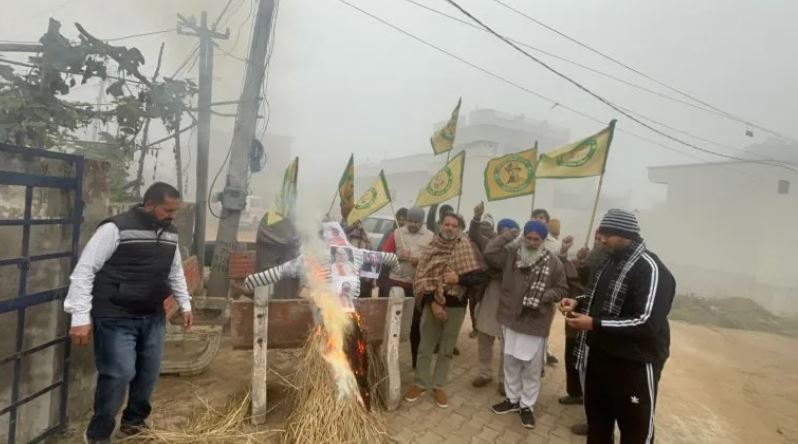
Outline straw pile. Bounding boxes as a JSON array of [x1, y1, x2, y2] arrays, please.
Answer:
[[282, 327, 388, 444], [127, 390, 282, 444]]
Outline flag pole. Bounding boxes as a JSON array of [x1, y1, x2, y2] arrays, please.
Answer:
[[584, 120, 617, 247], [325, 187, 338, 219], [529, 140, 539, 216]]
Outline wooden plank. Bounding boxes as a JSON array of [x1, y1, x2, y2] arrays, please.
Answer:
[[251, 285, 271, 425], [382, 287, 405, 411]]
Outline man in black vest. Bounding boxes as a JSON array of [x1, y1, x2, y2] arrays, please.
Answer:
[[64, 182, 193, 444]]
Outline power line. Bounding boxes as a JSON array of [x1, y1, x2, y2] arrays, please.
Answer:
[[333, 0, 780, 181], [486, 0, 798, 144], [441, 0, 797, 173], [399, 0, 758, 129], [102, 28, 175, 42], [401, 0, 790, 166], [212, 0, 236, 30]]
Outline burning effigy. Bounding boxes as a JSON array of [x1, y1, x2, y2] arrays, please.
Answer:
[[244, 221, 399, 443]]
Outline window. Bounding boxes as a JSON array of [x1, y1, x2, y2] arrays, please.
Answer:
[[778, 180, 790, 195]]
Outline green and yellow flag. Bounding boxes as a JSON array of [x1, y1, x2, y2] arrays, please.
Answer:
[[536, 120, 617, 178], [263, 157, 299, 225], [484, 147, 537, 201], [430, 98, 462, 155], [337, 154, 355, 217], [416, 151, 465, 207], [346, 171, 392, 225]]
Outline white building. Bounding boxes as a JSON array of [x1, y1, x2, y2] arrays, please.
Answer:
[[640, 141, 798, 314]]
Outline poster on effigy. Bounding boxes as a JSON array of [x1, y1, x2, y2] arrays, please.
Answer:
[[333, 276, 358, 313], [330, 246, 357, 279], [359, 251, 383, 279]]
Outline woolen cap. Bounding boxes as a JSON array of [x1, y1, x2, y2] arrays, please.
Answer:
[[597, 209, 640, 239], [406, 207, 425, 223]]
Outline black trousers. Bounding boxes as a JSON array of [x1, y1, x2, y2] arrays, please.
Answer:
[[564, 335, 583, 398], [585, 350, 663, 444]]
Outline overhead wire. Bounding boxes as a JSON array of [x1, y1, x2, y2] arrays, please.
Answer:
[[487, 0, 798, 144], [441, 0, 797, 173], [102, 28, 175, 42], [400, 0, 774, 136], [333, 0, 777, 181], [400, 0, 789, 167]]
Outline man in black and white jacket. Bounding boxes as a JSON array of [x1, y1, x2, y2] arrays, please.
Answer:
[[559, 209, 675, 444]]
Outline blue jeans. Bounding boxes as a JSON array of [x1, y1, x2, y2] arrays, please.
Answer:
[[86, 315, 165, 440]]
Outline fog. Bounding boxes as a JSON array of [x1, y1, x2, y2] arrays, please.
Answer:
[[2, 0, 797, 313]]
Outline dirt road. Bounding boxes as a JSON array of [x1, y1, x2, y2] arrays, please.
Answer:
[[60, 317, 798, 443]]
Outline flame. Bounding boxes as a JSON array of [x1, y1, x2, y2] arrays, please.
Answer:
[[303, 259, 361, 404]]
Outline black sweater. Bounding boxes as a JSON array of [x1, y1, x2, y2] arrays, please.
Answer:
[[582, 247, 676, 365]]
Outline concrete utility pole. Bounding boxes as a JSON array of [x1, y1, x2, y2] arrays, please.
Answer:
[[177, 12, 228, 275], [207, 0, 276, 297]]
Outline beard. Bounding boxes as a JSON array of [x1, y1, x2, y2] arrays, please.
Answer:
[[440, 230, 457, 241]]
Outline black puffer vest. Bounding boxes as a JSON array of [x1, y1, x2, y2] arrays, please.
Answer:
[[91, 207, 178, 318]]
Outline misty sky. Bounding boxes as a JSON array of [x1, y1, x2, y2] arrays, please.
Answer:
[[3, 0, 797, 205]]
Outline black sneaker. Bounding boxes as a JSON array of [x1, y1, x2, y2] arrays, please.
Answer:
[[490, 399, 520, 414], [519, 407, 536, 429]]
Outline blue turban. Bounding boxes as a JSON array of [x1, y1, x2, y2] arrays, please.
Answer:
[[523, 220, 548, 239], [497, 218, 519, 233]]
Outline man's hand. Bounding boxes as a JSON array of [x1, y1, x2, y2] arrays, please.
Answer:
[[431, 302, 448, 322], [443, 270, 459, 285], [577, 247, 590, 262], [182, 311, 194, 332], [558, 298, 579, 315], [502, 228, 519, 241], [69, 325, 92, 346], [565, 313, 594, 331], [474, 201, 485, 219], [561, 235, 575, 253]]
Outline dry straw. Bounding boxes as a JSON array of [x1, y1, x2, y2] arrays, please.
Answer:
[[127, 390, 283, 444], [282, 327, 389, 444]]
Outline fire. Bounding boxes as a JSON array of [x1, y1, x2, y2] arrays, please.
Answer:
[[302, 259, 362, 404]]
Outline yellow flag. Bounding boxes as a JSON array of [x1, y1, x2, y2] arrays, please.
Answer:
[[484, 148, 537, 201], [337, 154, 355, 216], [536, 121, 617, 178], [263, 157, 299, 225], [430, 98, 462, 155], [416, 151, 465, 207], [346, 171, 392, 225]]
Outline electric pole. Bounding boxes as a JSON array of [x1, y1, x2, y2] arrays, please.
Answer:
[[177, 12, 228, 277], [207, 0, 276, 296]]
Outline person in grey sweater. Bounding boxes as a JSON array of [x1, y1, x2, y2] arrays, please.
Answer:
[[484, 220, 568, 429]]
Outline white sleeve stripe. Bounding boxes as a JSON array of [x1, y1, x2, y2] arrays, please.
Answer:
[[600, 254, 659, 328]]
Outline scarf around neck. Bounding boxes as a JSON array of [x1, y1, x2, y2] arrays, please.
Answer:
[[574, 239, 647, 371]]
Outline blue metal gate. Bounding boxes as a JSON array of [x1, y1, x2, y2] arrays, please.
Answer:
[[0, 143, 84, 443]]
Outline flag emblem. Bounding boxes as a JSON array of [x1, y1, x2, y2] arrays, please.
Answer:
[[556, 139, 597, 168], [493, 155, 535, 193]]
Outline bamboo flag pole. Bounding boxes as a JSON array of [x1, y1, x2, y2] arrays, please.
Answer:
[[529, 140, 539, 216], [325, 187, 339, 219], [584, 120, 618, 247]]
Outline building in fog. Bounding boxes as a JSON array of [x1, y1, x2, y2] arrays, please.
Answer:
[[357, 107, 629, 243], [640, 141, 798, 314]]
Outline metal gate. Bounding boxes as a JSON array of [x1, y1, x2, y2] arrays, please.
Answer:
[[0, 143, 84, 443]]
